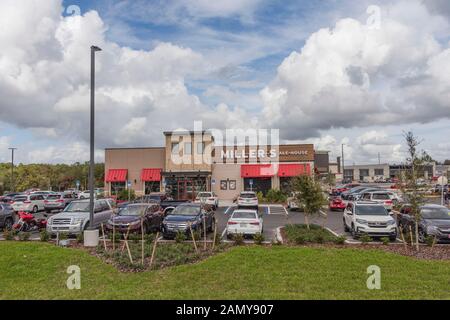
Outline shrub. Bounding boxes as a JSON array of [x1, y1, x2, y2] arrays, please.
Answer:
[[129, 233, 140, 244], [116, 189, 136, 201], [4, 229, 14, 241], [314, 232, 325, 244], [76, 232, 84, 244], [425, 235, 435, 247], [58, 232, 68, 241], [175, 231, 187, 243], [265, 189, 288, 203], [192, 229, 201, 241], [381, 237, 390, 245], [144, 233, 155, 245], [109, 232, 121, 243], [253, 233, 264, 245], [19, 232, 31, 241], [233, 233, 244, 246], [40, 230, 50, 242], [295, 235, 306, 245], [334, 236, 346, 245], [256, 191, 265, 203], [360, 234, 372, 244]]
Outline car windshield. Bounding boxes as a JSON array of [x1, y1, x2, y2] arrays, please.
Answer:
[[170, 205, 199, 216], [65, 202, 89, 212], [197, 193, 212, 198], [119, 205, 147, 216], [47, 194, 62, 200], [232, 211, 257, 219], [356, 205, 388, 216], [13, 196, 27, 202], [240, 193, 256, 198], [372, 193, 390, 200], [421, 208, 450, 220]]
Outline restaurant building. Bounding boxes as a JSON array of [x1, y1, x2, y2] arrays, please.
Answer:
[[104, 131, 315, 201]]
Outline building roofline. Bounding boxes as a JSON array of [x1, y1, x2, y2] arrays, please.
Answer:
[[105, 147, 165, 151]]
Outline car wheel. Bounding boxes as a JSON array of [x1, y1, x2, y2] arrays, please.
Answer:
[[389, 235, 397, 242], [4, 218, 13, 231], [418, 229, 426, 243], [45, 210, 51, 214], [32, 206, 38, 213]]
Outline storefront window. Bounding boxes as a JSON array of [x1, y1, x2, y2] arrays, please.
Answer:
[[197, 142, 205, 155], [280, 177, 294, 194], [164, 176, 208, 200], [111, 182, 126, 196], [243, 178, 271, 196], [144, 181, 160, 194]]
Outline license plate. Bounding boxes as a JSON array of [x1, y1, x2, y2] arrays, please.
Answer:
[[240, 223, 247, 227]]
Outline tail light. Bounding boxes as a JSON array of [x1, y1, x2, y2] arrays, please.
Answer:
[[23, 200, 31, 204], [252, 198, 257, 201], [385, 200, 393, 205], [250, 221, 260, 225], [57, 199, 64, 203], [228, 221, 238, 225], [44, 200, 49, 204]]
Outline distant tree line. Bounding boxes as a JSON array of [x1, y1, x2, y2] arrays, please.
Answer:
[[0, 162, 104, 194]]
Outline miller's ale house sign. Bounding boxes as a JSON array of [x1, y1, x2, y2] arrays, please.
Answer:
[[217, 144, 314, 162]]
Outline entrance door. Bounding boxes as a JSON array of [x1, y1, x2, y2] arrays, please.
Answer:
[[177, 180, 195, 200]]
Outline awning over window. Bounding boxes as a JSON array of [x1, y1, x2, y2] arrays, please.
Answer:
[[278, 164, 310, 177], [241, 164, 276, 178], [105, 169, 128, 182], [141, 168, 162, 182]]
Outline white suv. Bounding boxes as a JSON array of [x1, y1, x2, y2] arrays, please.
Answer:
[[360, 191, 394, 211], [237, 191, 258, 209], [11, 194, 45, 213], [194, 192, 219, 209], [343, 201, 397, 241]]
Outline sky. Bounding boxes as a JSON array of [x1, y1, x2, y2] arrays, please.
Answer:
[[0, 0, 449, 165]]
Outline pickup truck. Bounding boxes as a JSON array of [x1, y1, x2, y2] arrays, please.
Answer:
[[161, 203, 215, 239], [46, 199, 114, 235]]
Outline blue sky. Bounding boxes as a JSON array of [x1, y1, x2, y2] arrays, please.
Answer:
[[0, 0, 449, 164]]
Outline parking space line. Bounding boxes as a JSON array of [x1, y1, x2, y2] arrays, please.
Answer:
[[220, 228, 227, 239], [224, 206, 235, 215]]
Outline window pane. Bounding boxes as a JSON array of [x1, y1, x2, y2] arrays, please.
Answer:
[[197, 142, 205, 154], [171, 142, 179, 154], [185, 142, 192, 155]]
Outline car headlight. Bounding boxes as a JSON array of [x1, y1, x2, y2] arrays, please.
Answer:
[[387, 219, 396, 225], [356, 219, 368, 225], [72, 218, 85, 225]]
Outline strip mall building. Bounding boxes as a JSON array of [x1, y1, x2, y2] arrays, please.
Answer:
[[104, 131, 316, 201]]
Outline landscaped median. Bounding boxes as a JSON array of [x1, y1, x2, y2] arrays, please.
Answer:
[[0, 241, 449, 299]]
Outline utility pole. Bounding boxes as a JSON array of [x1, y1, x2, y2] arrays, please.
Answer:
[[9, 148, 17, 192]]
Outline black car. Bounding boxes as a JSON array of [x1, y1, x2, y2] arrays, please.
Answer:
[[162, 203, 215, 239], [106, 202, 165, 234], [398, 204, 450, 243], [1, 192, 22, 204], [0, 204, 15, 230]]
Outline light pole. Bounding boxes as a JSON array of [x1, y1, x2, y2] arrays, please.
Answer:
[[341, 144, 345, 182], [8, 148, 17, 192], [85, 45, 102, 247]]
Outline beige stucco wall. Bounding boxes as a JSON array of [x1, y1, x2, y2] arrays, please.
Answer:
[[211, 163, 242, 200], [105, 148, 165, 196]]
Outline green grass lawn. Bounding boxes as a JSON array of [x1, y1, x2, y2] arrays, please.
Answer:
[[0, 242, 449, 299]]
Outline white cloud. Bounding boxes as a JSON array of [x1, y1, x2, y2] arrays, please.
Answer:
[[0, 0, 247, 151], [0, 136, 11, 162], [261, 1, 450, 140]]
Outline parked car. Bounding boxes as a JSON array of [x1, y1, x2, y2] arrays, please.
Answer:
[[226, 209, 263, 239], [194, 192, 219, 209], [329, 197, 346, 211], [46, 199, 113, 235], [237, 191, 258, 208], [106, 202, 164, 234], [161, 203, 215, 239], [398, 204, 450, 243], [30, 191, 56, 199], [78, 190, 92, 199], [360, 191, 394, 211], [287, 192, 303, 211], [11, 194, 46, 213], [343, 201, 397, 240], [0, 204, 14, 230], [347, 187, 382, 201], [44, 192, 77, 213], [0, 192, 22, 204], [331, 183, 360, 196], [340, 186, 370, 200], [135, 192, 172, 203]]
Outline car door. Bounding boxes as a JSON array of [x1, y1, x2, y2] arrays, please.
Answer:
[[37, 195, 46, 210], [344, 203, 353, 227], [92, 201, 110, 227]]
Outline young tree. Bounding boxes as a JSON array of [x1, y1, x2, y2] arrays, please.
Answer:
[[291, 175, 327, 230], [401, 131, 426, 250]]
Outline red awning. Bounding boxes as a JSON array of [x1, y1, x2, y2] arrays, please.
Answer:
[[141, 168, 162, 182], [105, 169, 128, 182], [278, 164, 311, 177], [241, 164, 276, 178]]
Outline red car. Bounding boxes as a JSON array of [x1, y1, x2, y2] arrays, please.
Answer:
[[329, 198, 346, 211]]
